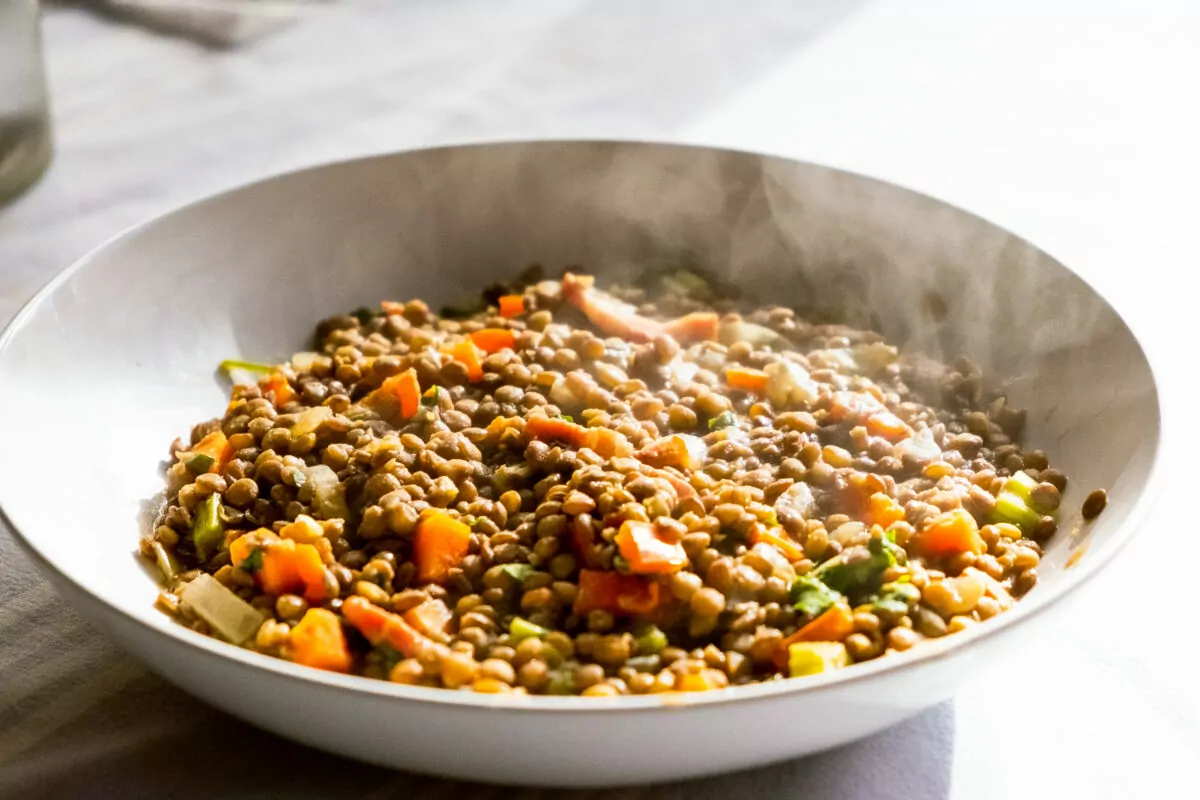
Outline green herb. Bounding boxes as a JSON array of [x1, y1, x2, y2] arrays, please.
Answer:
[[498, 564, 535, 584], [612, 554, 632, 574], [192, 493, 225, 562], [352, 306, 378, 325], [870, 582, 921, 616], [560, 414, 574, 424], [185, 453, 215, 473], [378, 645, 403, 673], [509, 617, 549, 642], [813, 536, 902, 595], [239, 548, 264, 574], [708, 411, 737, 431], [546, 668, 576, 695], [790, 575, 843, 618], [440, 299, 488, 319]]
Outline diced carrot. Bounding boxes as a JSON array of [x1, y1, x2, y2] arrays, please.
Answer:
[[750, 525, 805, 563], [262, 372, 298, 409], [380, 300, 406, 316], [914, 508, 986, 558], [574, 569, 662, 618], [290, 608, 352, 673], [866, 492, 907, 528], [293, 543, 329, 603], [773, 602, 854, 669], [585, 427, 634, 458], [403, 598, 454, 642], [675, 671, 723, 692], [635, 434, 707, 471], [258, 539, 328, 603], [615, 520, 688, 574], [342, 596, 433, 659], [525, 415, 591, 448], [867, 411, 911, 442], [661, 312, 720, 344], [229, 528, 278, 570], [362, 368, 421, 425], [191, 430, 234, 473], [412, 511, 472, 585], [471, 328, 516, 354], [448, 339, 485, 382], [725, 367, 769, 394], [498, 294, 525, 318]]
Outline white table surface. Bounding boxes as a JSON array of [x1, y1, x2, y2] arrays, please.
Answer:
[[2, 1, 1196, 797]]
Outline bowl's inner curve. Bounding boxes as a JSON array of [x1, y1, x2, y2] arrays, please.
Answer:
[[0, 141, 1157, 652]]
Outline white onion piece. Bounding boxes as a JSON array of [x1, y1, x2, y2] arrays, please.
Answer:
[[765, 361, 820, 408]]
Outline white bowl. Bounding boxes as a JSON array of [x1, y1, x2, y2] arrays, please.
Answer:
[[0, 141, 1160, 787]]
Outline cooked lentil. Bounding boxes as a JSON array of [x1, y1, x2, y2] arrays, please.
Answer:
[[146, 268, 1090, 695]]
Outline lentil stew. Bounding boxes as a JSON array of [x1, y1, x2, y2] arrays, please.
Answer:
[[144, 268, 1086, 696]]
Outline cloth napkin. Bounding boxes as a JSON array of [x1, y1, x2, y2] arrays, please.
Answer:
[[90, 0, 322, 46]]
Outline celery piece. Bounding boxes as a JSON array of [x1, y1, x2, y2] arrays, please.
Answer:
[[192, 493, 225, 562], [1003, 470, 1037, 501], [994, 491, 1040, 530], [635, 625, 668, 655]]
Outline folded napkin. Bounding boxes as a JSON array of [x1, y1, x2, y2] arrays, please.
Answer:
[[91, 0, 322, 46]]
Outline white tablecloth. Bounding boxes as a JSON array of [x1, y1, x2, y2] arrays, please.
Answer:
[[2, 1, 1196, 797]]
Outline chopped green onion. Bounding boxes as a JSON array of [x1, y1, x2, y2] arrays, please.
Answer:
[[635, 625, 668, 655], [510, 617, 549, 642], [790, 575, 843, 618], [612, 554, 632, 574], [185, 453, 215, 473], [788, 642, 850, 678], [420, 386, 442, 408], [546, 669, 576, 695], [560, 414, 574, 424], [708, 411, 737, 431], [219, 359, 274, 374], [192, 493, 225, 562]]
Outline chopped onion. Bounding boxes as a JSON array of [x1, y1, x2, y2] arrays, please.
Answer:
[[718, 320, 787, 348], [667, 358, 699, 385], [291, 406, 332, 438], [291, 351, 323, 372], [893, 427, 941, 461], [179, 574, 264, 645], [303, 464, 349, 521], [549, 377, 576, 408], [774, 481, 815, 526], [765, 361, 820, 408]]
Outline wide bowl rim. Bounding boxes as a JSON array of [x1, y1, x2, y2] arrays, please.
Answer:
[[0, 137, 1165, 713]]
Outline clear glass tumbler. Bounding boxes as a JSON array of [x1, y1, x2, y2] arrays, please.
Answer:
[[0, 0, 53, 203]]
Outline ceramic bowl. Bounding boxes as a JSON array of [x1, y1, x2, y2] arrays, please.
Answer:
[[0, 141, 1160, 787]]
